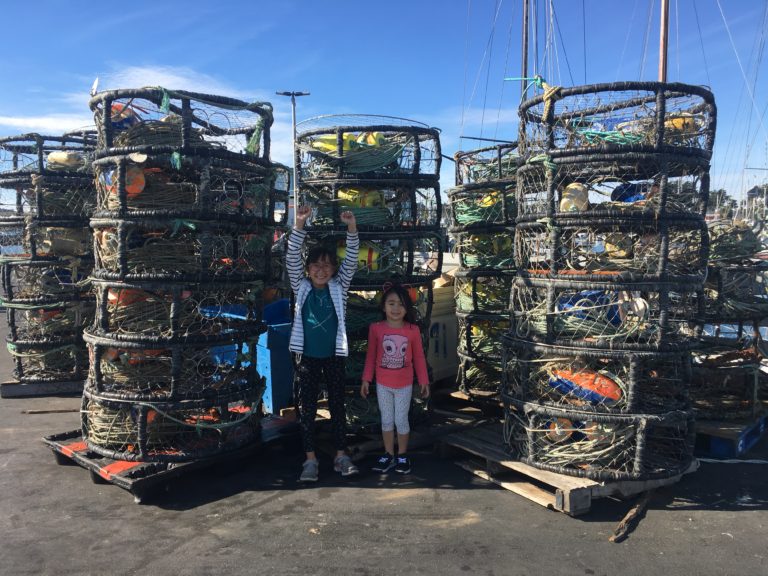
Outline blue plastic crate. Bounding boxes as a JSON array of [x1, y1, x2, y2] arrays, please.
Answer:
[[257, 323, 293, 414]]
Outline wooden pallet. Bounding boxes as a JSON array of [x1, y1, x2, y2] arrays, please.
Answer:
[[439, 421, 697, 516], [695, 415, 767, 458], [42, 416, 297, 503]]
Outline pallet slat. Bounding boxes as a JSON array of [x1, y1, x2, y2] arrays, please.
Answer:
[[440, 422, 693, 516]]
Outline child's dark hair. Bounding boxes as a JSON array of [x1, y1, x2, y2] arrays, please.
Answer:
[[306, 244, 338, 269], [380, 282, 419, 325]]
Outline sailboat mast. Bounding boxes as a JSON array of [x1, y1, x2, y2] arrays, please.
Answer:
[[521, 0, 529, 98], [658, 0, 669, 81]]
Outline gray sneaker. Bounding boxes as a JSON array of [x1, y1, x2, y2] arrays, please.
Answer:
[[333, 454, 359, 477], [299, 459, 319, 483]]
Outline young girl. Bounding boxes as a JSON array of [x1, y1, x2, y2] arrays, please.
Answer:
[[360, 283, 430, 474], [288, 205, 359, 482]]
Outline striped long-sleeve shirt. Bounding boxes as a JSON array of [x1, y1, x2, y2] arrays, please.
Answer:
[[287, 228, 359, 356]]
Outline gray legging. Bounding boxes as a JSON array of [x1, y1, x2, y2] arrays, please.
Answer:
[[376, 383, 413, 435]]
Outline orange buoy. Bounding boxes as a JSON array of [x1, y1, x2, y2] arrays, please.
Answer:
[[549, 368, 623, 404]]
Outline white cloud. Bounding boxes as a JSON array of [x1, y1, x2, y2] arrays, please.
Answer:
[[0, 114, 93, 134], [97, 65, 245, 100]]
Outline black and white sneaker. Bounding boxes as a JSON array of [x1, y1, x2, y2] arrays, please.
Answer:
[[394, 455, 411, 474], [372, 453, 395, 473]]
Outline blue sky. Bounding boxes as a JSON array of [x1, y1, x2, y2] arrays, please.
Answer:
[[1, 0, 766, 198]]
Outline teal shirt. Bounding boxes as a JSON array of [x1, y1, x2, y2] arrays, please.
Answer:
[[301, 286, 338, 358]]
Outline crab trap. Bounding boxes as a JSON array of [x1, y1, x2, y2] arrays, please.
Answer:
[[300, 179, 441, 231], [89, 279, 265, 338], [0, 256, 92, 303], [456, 312, 509, 361], [0, 135, 96, 257], [296, 114, 441, 180], [90, 87, 275, 161], [83, 325, 263, 400], [4, 337, 87, 388], [502, 399, 696, 481], [691, 344, 767, 421], [451, 226, 515, 270], [90, 218, 273, 282], [515, 153, 712, 219], [518, 81, 716, 159], [510, 276, 704, 351], [92, 152, 288, 223], [307, 231, 443, 289], [454, 142, 520, 185], [501, 337, 691, 415], [0, 217, 24, 256], [454, 269, 515, 315], [6, 299, 94, 340], [456, 353, 503, 396], [447, 179, 517, 229], [345, 285, 433, 339], [515, 214, 708, 283], [703, 263, 768, 323], [708, 221, 766, 265], [80, 387, 262, 463]]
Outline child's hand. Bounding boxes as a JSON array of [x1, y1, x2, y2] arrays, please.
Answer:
[[295, 205, 312, 229], [360, 381, 370, 399], [419, 383, 430, 399], [340, 210, 357, 232]]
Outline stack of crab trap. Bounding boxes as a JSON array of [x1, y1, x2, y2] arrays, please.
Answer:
[[502, 81, 717, 481], [447, 142, 519, 400], [44, 88, 290, 482], [0, 131, 97, 397], [690, 219, 768, 456], [295, 114, 443, 431]]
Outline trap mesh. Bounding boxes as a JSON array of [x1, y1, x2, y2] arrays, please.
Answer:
[[448, 179, 517, 229], [511, 277, 703, 350], [519, 81, 715, 157], [90, 88, 274, 160], [515, 216, 707, 282], [454, 142, 519, 185], [296, 114, 440, 180], [454, 270, 514, 315], [91, 220, 272, 282], [81, 393, 261, 462], [300, 179, 440, 231], [503, 400, 695, 481], [502, 338, 690, 414]]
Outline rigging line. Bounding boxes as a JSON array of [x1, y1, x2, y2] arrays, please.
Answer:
[[582, 0, 586, 84], [460, 0, 473, 139], [552, 2, 576, 87], [547, 0, 560, 84], [531, 0, 539, 77], [716, 0, 768, 142], [639, 0, 656, 79], [536, 0, 556, 84], [691, 0, 712, 87], [674, 0, 680, 80], [465, 0, 504, 139], [615, 0, 642, 82], [493, 1, 517, 141], [742, 2, 768, 169], [480, 0, 504, 139]]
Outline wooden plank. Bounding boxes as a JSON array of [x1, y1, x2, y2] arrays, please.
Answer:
[[1, 380, 83, 398], [455, 460, 557, 511], [497, 459, 597, 490], [696, 419, 758, 439]]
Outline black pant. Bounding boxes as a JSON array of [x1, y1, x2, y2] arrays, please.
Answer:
[[293, 354, 348, 453]]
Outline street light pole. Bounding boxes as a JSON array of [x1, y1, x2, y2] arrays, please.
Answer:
[[276, 91, 310, 227]]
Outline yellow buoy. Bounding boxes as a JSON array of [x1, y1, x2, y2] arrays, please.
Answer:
[[560, 183, 589, 212]]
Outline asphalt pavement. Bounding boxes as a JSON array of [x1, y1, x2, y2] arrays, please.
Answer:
[[1, 316, 766, 576]]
